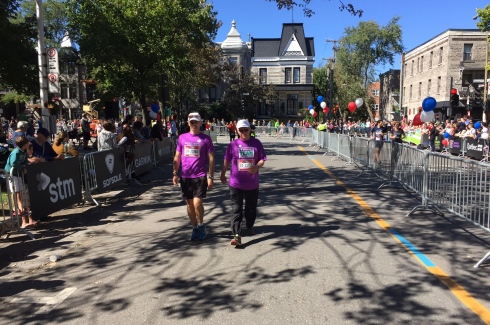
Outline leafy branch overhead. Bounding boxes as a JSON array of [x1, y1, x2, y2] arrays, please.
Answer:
[[266, 0, 363, 18]]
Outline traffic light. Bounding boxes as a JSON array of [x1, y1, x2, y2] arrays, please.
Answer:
[[474, 87, 482, 106], [450, 88, 459, 107], [240, 99, 245, 108]]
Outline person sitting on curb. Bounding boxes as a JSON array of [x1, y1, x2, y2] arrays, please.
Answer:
[[30, 128, 64, 162]]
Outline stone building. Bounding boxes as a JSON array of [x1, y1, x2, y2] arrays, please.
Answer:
[[379, 69, 400, 121], [401, 29, 488, 121], [251, 23, 315, 121]]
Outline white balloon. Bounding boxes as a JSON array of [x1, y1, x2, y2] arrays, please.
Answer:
[[355, 98, 364, 108], [320, 101, 327, 109], [482, 133, 489, 140], [420, 110, 434, 122], [309, 109, 315, 115], [149, 111, 157, 119]]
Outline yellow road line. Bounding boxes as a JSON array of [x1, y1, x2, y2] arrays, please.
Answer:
[[299, 146, 490, 324]]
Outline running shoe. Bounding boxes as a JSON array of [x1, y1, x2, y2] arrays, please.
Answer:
[[190, 227, 199, 241], [230, 234, 242, 246], [245, 227, 255, 236], [197, 224, 207, 240]]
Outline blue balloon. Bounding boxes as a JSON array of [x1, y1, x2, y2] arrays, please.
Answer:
[[308, 104, 314, 109], [422, 97, 437, 112], [317, 95, 323, 103], [444, 132, 450, 139], [475, 121, 482, 129], [151, 103, 160, 113]]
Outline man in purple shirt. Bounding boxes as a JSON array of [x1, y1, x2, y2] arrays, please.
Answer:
[[172, 112, 215, 241], [220, 119, 267, 246]]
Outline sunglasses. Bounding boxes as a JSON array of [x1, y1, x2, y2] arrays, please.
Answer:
[[189, 121, 199, 124], [239, 128, 250, 132]]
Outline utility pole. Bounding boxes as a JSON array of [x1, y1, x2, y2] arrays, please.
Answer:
[[325, 38, 340, 123], [36, 0, 50, 131]]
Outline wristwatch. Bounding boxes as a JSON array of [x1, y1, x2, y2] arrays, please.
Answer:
[[173, 171, 178, 176], [208, 175, 214, 179]]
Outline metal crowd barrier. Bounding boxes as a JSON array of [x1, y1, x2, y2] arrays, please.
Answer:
[[1, 169, 35, 239], [1, 139, 173, 239], [309, 129, 490, 268]]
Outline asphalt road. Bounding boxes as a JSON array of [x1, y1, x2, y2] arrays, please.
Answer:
[[2, 135, 490, 325]]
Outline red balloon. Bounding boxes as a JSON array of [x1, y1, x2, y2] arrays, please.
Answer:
[[412, 112, 423, 126], [348, 102, 357, 113], [442, 139, 448, 146], [313, 111, 318, 117], [323, 107, 329, 114]]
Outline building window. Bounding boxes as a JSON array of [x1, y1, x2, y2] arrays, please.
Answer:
[[229, 57, 237, 65], [411, 60, 414, 76], [417, 58, 420, 73], [409, 85, 412, 99], [209, 87, 216, 100], [287, 94, 298, 114], [293, 68, 300, 83], [418, 82, 422, 98], [429, 51, 433, 68], [437, 76, 441, 94], [60, 83, 77, 99], [259, 68, 267, 84], [403, 87, 405, 100], [403, 63, 407, 78], [463, 44, 473, 61], [427, 79, 431, 96], [259, 102, 267, 115], [285, 68, 292, 83], [420, 56, 424, 72], [199, 89, 206, 101], [439, 47, 443, 64], [372, 104, 379, 111], [372, 89, 379, 97], [60, 61, 76, 75]]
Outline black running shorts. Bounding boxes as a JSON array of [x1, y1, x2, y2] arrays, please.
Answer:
[[180, 176, 208, 200]]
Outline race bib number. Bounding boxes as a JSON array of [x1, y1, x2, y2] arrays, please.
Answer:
[[238, 159, 254, 171], [184, 142, 200, 158], [239, 147, 254, 158]]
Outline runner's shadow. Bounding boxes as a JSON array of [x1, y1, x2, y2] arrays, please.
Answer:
[[238, 223, 340, 249]]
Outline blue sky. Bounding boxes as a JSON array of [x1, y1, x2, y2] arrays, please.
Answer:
[[210, 0, 488, 74]]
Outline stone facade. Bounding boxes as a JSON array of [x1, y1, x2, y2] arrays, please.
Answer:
[[251, 23, 315, 120], [401, 29, 488, 120], [379, 69, 400, 121]]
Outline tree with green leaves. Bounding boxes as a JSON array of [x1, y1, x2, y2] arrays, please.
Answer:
[[0, 0, 38, 95], [220, 61, 276, 121], [267, 0, 363, 18], [66, 0, 220, 125], [334, 17, 403, 121], [475, 5, 490, 71]]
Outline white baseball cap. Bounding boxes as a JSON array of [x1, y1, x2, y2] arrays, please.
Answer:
[[237, 119, 250, 129], [188, 112, 201, 122]]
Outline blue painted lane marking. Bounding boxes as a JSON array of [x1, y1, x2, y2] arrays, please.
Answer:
[[389, 229, 436, 267]]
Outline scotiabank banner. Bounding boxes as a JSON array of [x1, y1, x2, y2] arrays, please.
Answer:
[[91, 148, 126, 192], [133, 143, 154, 176], [26, 158, 83, 217]]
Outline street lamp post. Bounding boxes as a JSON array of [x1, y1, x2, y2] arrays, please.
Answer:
[[325, 38, 340, 123]]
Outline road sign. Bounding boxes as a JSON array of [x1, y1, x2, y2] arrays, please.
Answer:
[[242, 93, 249, 96]]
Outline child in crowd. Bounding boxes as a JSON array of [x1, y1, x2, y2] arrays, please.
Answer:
[[4, 136, 37, 228]]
